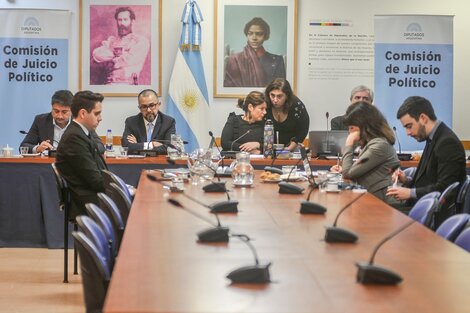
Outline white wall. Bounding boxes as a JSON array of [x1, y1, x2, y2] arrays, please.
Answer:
[[2, 0, 470, 140]]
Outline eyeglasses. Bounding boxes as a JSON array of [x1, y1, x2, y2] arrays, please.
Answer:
[[139, 102, 160, 110]]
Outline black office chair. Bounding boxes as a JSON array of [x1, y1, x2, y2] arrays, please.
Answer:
[[105, 182, 132, 225], [97, 192, 125, 250], [72, 231, 111, 313], [51, 163, 78, 283]]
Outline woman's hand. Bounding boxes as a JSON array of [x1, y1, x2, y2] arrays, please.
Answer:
[[345, 130, 360, 146], [330, 165, 342, 173], [239, 141, 260, 153]]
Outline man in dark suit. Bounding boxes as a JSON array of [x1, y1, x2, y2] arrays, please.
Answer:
[[387, 96, 466, 208], [330, 85, 374, 130], [121, 89, 176, 154], [56, 91, 107, 218], [20, 90, 104, 154]]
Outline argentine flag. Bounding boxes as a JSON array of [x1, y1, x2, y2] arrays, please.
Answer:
[[167, 0, 210, 153]]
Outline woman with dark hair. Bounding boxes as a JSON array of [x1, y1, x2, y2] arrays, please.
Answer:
[[264, 78, 309, 151], [331, 102, 399, 203], [221, 91, 267, 154]]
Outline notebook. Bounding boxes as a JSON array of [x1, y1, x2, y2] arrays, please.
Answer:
[[308, 130, 349, 157]]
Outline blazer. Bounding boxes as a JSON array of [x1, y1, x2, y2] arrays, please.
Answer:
[[406, 122, 466, 199], [55, 121, 108, 218], [121, 112, 176, 154], [20, 112, 105, 154], [342, 137, 400, 203]]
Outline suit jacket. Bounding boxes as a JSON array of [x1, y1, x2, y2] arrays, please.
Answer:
[[55, 121, 108, 218], [342, 137, 400, 203], [20, 112, 105, 154], [121, 112, 176, 154], [406, 122, 466, 199], [331, 115, 348, 131]]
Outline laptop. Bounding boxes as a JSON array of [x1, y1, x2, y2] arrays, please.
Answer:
[[308, 130, 349, 157]]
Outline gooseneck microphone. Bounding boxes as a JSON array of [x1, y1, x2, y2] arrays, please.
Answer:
[[278, 157, 305, 194], [299, 146, 327, 214], [167, 198, 230, 243], [226, 233, 271, 284], [147, 173, 237, 213], [19, 130, 29, 135], [356, 219, 415, 285], [325, 112, 331, 154], [264, 150, 283, 174], [392, 126, 412, 161], [324, 192, 366, 243], [230, 130, 251, 152]]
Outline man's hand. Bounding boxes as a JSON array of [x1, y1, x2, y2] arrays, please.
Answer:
[[392, 169, 408, 184], [151, 141, 163, 148], [37, 140, 54, 153], [127, 134, 137, 144], [386, 186, 411, 201]]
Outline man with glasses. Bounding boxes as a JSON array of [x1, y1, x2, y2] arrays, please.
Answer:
[[20, 89, 104, 154], [121, 89, 176, 154], [331, 85, 374, 130]]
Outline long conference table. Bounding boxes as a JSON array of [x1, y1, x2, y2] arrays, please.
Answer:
[[0, 155, 465, 249], [104, 170, 470, 313]]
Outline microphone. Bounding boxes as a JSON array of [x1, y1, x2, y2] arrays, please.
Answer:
[[209, 131, 231, 177], [226, 233, 271, 284], [325, 112, 331, 154], [278, 157, 305, 194], [326, 112, 330, 132], [299, 145, 326, 214], [356, 219, 415, 285], [323, 192, 367, 243], [167, 198, 230, 243], [263, 149, 283, 175], [19, 130, 29, 135], [147, 173, 237, 213], [392, 126, 412, 161], [222, 130, 251, 158]]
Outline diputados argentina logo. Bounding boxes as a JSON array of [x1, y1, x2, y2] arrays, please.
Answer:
[[19, 17, 42, 35], [403, 23, 424, 40]]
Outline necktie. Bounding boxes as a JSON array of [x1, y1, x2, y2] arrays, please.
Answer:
[[147, 122, 154, 143]]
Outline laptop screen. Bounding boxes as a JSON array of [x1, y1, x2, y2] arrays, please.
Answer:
[[308, 130, 349, 157]]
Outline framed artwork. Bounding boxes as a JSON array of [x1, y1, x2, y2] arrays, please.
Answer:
[[214, 0, 297, 98], [79, 0, 161, 97]]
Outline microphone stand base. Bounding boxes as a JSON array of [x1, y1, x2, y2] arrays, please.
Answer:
[[355, 261, 403, 285], [203, 182, 227, 193], [197, 226, 230, 243], [210, 200, 239, 213], [264, 166, 283, 175], [278, 182, 304, 194], [226, 262, 272, 284], [300, 201, 327, 214], [324, 226, 358, 243]]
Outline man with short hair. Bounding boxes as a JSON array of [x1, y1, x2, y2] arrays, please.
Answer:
[[330, 85, 374, 130], [121, 89, 176, 154], [56, 91, 107, 218], [92, 6, 150, 85], [20, 89, 104, 154], [386, 96, 466, 209]]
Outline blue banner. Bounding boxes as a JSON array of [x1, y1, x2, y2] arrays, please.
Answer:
[[0, 10, 70, 150]]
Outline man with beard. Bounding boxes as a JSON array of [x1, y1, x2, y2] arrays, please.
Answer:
[[92, 6, 150, 85], [121, 89, 176, 154], [386, 96, 466, 210]]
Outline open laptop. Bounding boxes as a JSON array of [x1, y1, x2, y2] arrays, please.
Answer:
[[308, 130, 349, 157]]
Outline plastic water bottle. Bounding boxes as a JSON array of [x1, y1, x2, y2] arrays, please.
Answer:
[[106, 129, 113, 151], [263, 119, 274, 158]]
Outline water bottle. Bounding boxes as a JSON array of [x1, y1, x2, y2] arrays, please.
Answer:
[[106, 129, 113, 151], [263, 119, 274, 158]]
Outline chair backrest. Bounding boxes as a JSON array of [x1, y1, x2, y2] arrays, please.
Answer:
[[419, 191, 441, 202], [97, 192, 125, 249], [106, 182, 132, 225], [51, 163, 70, 212], [72, 231, 110, 313], [456, 176, 470, 213], [454, 227, 470, 252], [408, 197, 438, 228], [76, 215, 112, 270], [86, 203, 118, 258], [435, 213, 470, 241], [433, 182, 461, 229], [403, 167, 417, 180], [102, 169, 133, 202]]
